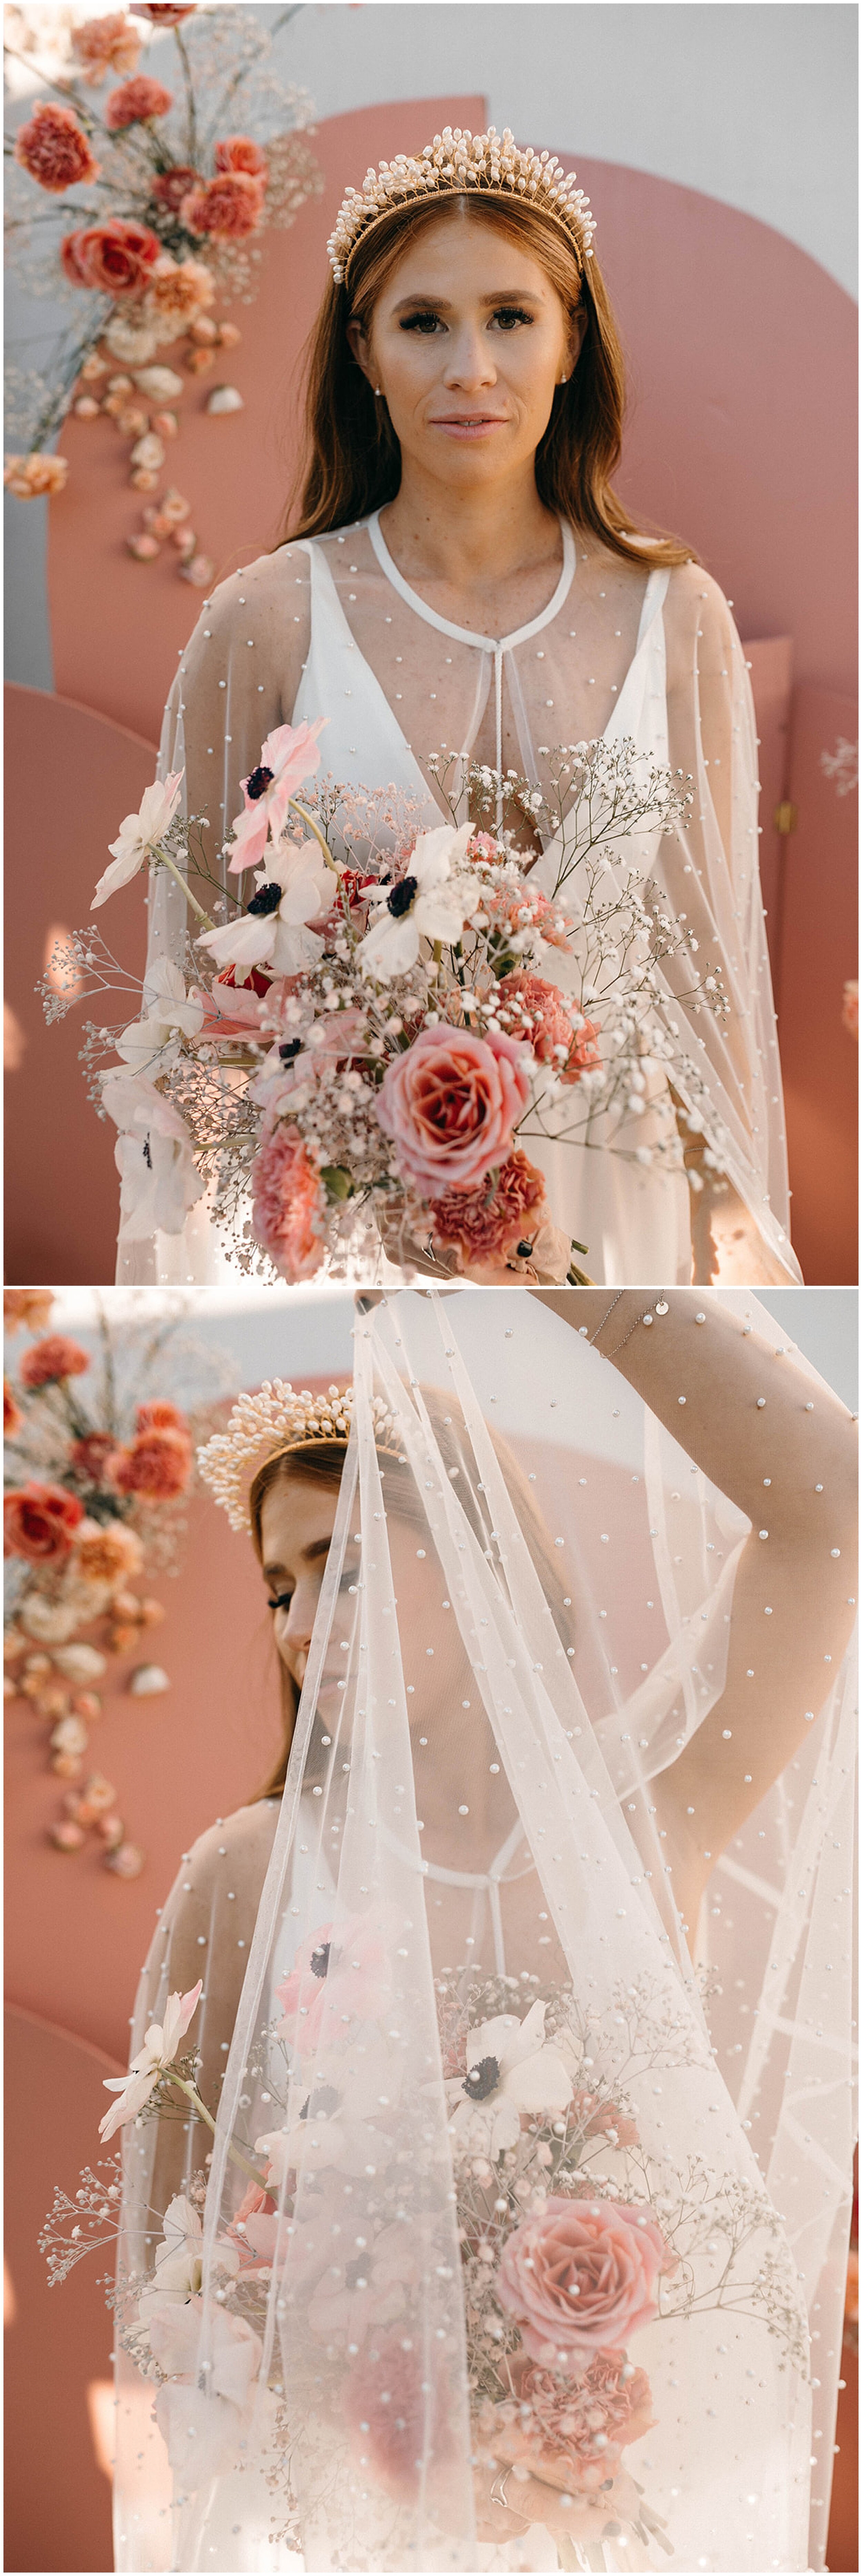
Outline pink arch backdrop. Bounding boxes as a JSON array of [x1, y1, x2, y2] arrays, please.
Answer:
[[4, 96, 857, 1277]]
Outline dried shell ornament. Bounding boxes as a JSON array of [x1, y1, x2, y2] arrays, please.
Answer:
[[128, 1663, 169, 1696], [134, 365, 183, 401], [206, 384, 243, 415]]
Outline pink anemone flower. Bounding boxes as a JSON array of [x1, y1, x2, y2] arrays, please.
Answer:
[[275, 1911, 393, 2058], [226, 720, 329, 875]]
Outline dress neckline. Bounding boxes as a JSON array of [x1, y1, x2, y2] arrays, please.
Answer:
[[367, 508, 577, 652]]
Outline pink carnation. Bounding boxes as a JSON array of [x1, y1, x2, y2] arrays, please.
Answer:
[[250, 1124, 327, 1283], [214, 136, 268, 180], [70, 12, 142, 83], [487, 882, 573, 953], [149, 164, 202, 213], [495, 972, 601, 1084], [496, 2196, 673, 2368], [377, 1025, 529, 1199], [19, 1335, 90, 1388], [104, 75, 173, 128], [181, 170, 265, 240], [568, 2090, 640, 2149], [478, 2353, 655, 2496], [111, 1427, 192, 1500], [70, 1432, 125, 1484], [428, 1150, 548, 1268]]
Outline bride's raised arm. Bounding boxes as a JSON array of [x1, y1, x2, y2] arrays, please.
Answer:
[[534, 1286, 856, 1910]]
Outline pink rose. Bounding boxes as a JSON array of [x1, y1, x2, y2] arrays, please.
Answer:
[[377, 1025, 529, 1199], [214, 136, 268, 181], [3, 1482, 84, 1563], [60, 218, 161, 297], [496, 2197, 672, 2368]]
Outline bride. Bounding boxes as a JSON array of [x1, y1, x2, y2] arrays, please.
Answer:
[[120, 124, 801, 1290], [109, 1289, 854, 2572]]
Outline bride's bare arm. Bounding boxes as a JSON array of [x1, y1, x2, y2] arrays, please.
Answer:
[[533, 1289, 857, 1907]]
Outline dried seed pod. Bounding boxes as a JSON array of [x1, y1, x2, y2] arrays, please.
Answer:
[[129, 468, 160, 494], [127, 532, 161, 560], [49, 1818, 86, 1852], [105, 1840, 145, 1879], [50, 1713, 89, 1756], [72, 1690, 102, 1723], [73, 395, 101, 420], [189, 314, 218, 345], [50, 1754, 83, 1781], [81, 1772, 118, 1814], [37, 1683, 72, 1721], [151, 409, 179, 441], [179, 552, 214, 588], [106, 374, 134, 397], [160, 487, 191, 525], [130, 431, 165, 472], [139, 1598, 166, 1626], [134, 365, 184, 401], [217, 321, 241, 347], [185, 345, 215, 375], [142, 507, 173, 538], [80, 353, 107, 382], [206, 384, 243, 415], [171, 525, 197, 559], [53, 1644, 108, 1683], [116, 403, 150, 440], [128, 1663, 169, 1696], [98, 1812, 125, 1850]]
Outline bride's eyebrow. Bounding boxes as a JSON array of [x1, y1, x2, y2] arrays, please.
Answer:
[[262, 1536, 332, 1585], [391, 288, 543, 313]]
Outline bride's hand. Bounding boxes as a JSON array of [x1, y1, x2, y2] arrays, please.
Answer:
[[473, 2457, 644, 2546], [690, 1178, 792, 1285]]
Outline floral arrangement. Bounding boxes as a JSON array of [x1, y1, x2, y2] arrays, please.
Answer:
[[4, 4, 321, 579], [4, 1286, 231, 1871], [42, 718, 730, 1283], [42, 1935, 808, 2565]]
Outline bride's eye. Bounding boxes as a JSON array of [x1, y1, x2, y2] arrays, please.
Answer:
[[267, 1590, 293, 1612], [491, 305, 533, 331], [400, 310, 443, 334]]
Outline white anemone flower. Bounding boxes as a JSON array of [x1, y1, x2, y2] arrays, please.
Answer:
[[115, 958, 203, 1074], [355, 822, 475, 981], [137, 2196, 240, 2327], [198, 840, 333, 980], [92, 771, 184, 909], [445, 1998, 573, 2160], [101, 1072, 204, 1242], [99, 1981, 202, 2141]]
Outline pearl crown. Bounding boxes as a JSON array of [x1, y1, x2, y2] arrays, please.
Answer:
[[198, 1381, 401, 1532], [327, 125, 597, 287]]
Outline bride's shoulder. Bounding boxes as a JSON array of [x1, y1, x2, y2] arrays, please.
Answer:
[[177, 1798, 280, 1896], [192, 543, 311, 640]]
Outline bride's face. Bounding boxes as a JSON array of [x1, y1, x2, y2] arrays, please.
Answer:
[[348, 210, 583, 490], [259, 1469, 463, 1732]]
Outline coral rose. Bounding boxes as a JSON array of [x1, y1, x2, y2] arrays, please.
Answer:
[[61, 218, 161, 297], [378, 1025, 530, 1199], [250, 1125, 327, 1282], [149, 165, 201, 213], [72, 1517, 144, 1585], [214, 136, 268, 180], [4, 1291, 54, 1335], [496, 2196, 672, 2368], [14, 102, 101, 193], [4, 1483, 85, 1563], [131, 4, 196, 20], [70, 12, 142, 83], [4, 1379, 23, 1439], [111, 1428, 192, 1500], [105, 75, 173, 128], [428, 1150, 548, 1269], [19, 1335, 90, 1388], [478, 2353, 655, 2496], [181, 171, 265, 239], [494, 973, 601, 1084]]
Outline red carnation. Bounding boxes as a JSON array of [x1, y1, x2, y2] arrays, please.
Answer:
[[134, 1400, 190, 1436], [13, 101, 101, 194], [60, 218, 161, 297], [104, 75, 173, 129], [111, 1427, 192, 1500], [19, 1335, 90, 1389], [149, 164, 201, 213], [180, 170, 265, 240], [4, 1482, 85, 1563], [69, 1432, 125, 1484], [214, 136, 268, 181]]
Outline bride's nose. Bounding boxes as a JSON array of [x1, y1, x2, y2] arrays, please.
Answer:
[[442, 325, 496, 388], [279, 1582, 317, 1674]]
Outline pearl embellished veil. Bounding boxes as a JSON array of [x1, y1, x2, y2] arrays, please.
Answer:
[[116, 503, 801, 1286], [112, 1291, 853, 2573]]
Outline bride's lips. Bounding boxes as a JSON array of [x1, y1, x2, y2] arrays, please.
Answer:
[[429, 414, 509, 440]]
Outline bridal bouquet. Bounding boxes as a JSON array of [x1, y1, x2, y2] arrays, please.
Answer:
[[42, 1946, 807, 2565], [43, 716, 728, 1283]]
